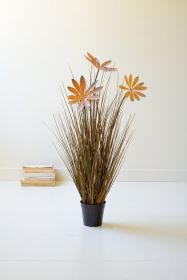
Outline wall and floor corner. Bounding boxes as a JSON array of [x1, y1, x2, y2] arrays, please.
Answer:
[[0, 0, 186, 182]]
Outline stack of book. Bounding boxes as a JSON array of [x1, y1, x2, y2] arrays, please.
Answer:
[[21, 165, 55, 186]]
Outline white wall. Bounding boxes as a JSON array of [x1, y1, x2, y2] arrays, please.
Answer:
[[0, 0, 186, 181]]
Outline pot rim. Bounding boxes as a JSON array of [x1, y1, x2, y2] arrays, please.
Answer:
[[80, 200, 106, 206]]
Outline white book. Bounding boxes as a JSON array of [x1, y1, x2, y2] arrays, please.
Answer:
[[23, 177, 55, 181], [23, 165, 54, 173], [23, 165, 53, 168], [21, 179, 55, 186], [24, 173, 55, 178]]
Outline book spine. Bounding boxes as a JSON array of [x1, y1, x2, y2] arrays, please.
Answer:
[[21, 180, 55, 186], [23, 168, 55, 173], [23, 165, 53, 168], [24, 173, 55, 178], [23, 177, 55, 181]]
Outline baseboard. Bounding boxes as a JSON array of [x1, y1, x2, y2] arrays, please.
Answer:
[[0, 168, 186, 182]]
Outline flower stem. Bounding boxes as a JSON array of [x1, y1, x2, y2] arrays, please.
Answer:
[[95, 69, 100, 82]]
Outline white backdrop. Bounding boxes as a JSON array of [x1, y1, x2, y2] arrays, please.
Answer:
[[0, 0, 186, 180]]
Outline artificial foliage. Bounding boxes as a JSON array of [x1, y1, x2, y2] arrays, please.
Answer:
[[54, 52, 147, 204]]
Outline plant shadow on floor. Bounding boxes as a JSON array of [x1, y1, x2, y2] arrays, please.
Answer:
[[102, 222, 187, 240]]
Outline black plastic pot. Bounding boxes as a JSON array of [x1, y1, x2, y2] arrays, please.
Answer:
[[80, 201, 106, 227]]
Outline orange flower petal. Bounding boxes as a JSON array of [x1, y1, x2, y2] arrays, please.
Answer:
[[85, 53, 100, 68], [101, 60, 112, 67], [87, 52, 95, 61], [85, 55, 93, 64], [102, 67, 117, 72], [133, 92, 140, 101], [134, 91, 146, 97], [132, 76, 139, 87], [68, 99, 79, 104], [68, 95, 81, 101], [95, 58, 100, 68], [72, 79, 81, 92], [134, 83, 145, 90], [80, 76, 86, 93], [119, 85, 129, 90], [136, 86, 147, 90], [86, 57, 99, 68], [67, 86, 80, 96], [125, 75, 130, 87], [125, 91, 131, 97], [129, 74, 133, 87], [130, 92, 134, 101]]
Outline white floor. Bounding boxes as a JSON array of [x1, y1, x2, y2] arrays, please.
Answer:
[[0, 181, 186, 280]]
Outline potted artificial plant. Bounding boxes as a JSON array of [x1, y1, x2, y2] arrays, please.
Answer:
[[54, 52, 147, 227]]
